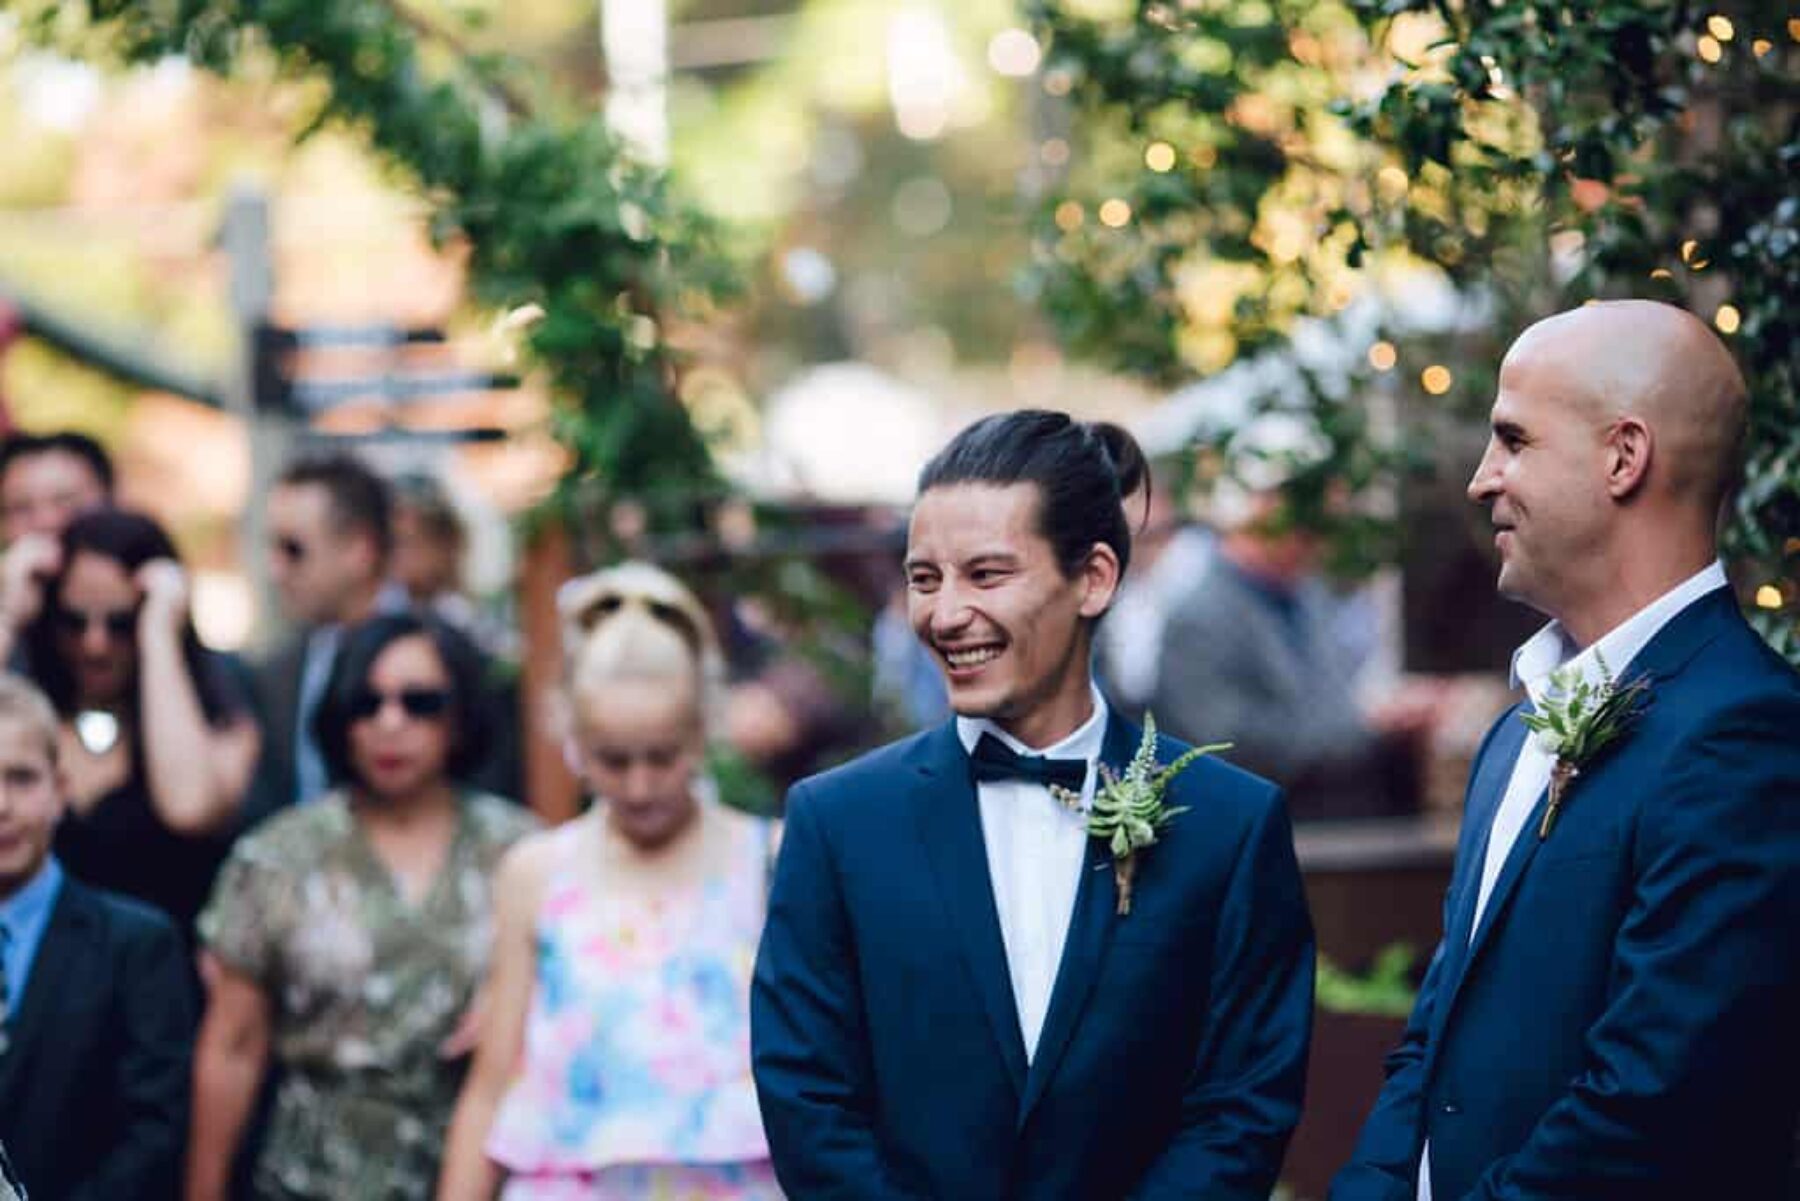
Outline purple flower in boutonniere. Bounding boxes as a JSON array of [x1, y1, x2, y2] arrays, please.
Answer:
[[1519, 650, 1652, 840], [1051, 714, 1230, 916]]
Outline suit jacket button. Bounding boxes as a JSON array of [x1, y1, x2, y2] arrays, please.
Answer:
[[1441, 1102, 1460, 1115]]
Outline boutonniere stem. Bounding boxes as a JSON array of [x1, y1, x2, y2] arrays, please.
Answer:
[[1053, 714, 1229, 915], [1520, 650, 1651, 840]]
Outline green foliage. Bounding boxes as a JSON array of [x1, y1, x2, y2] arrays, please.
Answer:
[[1316, 942, 1418, 1017], [1518, 651, 1651, 766], [1081, 713, 1220, 858], [1029, 0, 1800, 657], [49, 0, 734, 537]]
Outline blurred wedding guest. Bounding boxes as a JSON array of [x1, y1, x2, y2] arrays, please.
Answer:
[[1095, 472, 1215, 716], [13, 509, 259, 936], [1146, 419, 1443, 821], [438, 563, 779, 1201], [250, 454, 520, 820], [0, 430, 111, 545], [390, 471, 516, 661], [0, 430, 113, 669], [0, 672, 197, 1201], [871, 584, 948, 732], [250, 452, 404, 817], [187, 613, 536, 1201]]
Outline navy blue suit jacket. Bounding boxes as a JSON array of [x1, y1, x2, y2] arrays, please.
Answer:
[[751, 714, 1314, 1199], [1332, 589, 1800, 1200], [0, 877, 197, 1200]]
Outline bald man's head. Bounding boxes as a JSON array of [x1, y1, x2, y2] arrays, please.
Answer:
[[1503, 300, 1747, 512], [1468, 299, 1748, 633]]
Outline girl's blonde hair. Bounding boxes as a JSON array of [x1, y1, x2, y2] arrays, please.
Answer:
[[556, 561, 726, 737]]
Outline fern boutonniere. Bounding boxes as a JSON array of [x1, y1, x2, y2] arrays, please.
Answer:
[[1050, 714, 1230, 916], [1518, 651, 1651, 840]]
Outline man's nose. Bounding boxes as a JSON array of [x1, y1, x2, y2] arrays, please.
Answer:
[[926, 584, 974, 636], [1467, 449, 1499, 504], [619, 763, 659, 801]]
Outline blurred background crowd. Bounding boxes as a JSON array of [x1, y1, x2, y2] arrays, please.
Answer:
[[0, 1, 1793, 1198]]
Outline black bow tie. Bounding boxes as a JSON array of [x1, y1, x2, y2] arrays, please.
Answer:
[[968, 732, 1088, 792]]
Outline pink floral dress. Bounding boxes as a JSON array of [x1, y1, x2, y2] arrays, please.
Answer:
[[486, 805, 780, 1200]]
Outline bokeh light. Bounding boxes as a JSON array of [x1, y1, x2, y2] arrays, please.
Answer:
[[987, 28, 1042, 78]]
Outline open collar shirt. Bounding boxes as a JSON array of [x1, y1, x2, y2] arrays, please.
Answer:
[[1420, 560, 1728, 1201]]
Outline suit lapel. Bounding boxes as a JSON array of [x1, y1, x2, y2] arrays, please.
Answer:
[[0, 880, 95, 1103], [1432, 709, 1530, 1019], [913, 724, 1029, 1098], [1434, 588, 1737, 1033], [1016, 714, 1135, 1126]]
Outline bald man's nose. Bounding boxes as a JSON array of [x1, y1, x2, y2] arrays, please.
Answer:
[[1467, 451, 1499, 504]]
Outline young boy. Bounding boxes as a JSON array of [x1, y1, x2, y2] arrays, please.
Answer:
[[0, 673, 196, 1200]]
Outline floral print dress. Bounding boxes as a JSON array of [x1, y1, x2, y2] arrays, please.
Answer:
[[486, 804, 781, 1200], [199, 789, 537, 1200]]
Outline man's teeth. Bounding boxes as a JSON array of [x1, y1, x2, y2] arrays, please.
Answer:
[[945, 647, 1001, 668]]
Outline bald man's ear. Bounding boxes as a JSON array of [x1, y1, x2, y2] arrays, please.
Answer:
[[1603, 417, 1653, 501]]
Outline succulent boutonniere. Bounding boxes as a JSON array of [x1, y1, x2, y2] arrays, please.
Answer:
[[1051, 714, 1229, 916], [1518, 651, 1651, 840]]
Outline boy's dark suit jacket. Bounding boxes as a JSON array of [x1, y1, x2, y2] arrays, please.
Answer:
[[0, 877, 197, 1201], [1333, 590, 1800, 1200], [752, 713, 1315, 1199]]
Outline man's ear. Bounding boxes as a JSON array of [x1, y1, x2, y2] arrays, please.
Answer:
[[351, 527, 388, 581], [1604, 417, 1653, 500], [1076, 542, 1122, 619]]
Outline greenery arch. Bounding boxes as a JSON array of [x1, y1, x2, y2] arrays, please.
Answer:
[[26, 0, 734, 545]]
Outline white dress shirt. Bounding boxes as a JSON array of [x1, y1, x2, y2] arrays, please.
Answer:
[[956, 684, 1106, 1063], [1419, 560, 1728, 1201]]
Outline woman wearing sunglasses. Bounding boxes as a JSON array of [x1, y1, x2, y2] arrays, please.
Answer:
[[16, 507, 260, 937], [438, 562, 779, 1201], [188, 612, 537, 1201]]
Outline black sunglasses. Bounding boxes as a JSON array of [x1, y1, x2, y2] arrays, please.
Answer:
[[346, 686, 453, 723], [51, 604, 137, 640], [588, 594, 701, 652]]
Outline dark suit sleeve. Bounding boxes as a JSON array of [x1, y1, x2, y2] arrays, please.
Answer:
[[1131, 788, 1316, 1200], [1328, 938, 1450, 1201], [70, 908, 199, 1201], [751, 781, 924, 1200], [1463, 698, 1800, 1199]]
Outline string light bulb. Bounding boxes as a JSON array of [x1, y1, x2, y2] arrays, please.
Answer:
[[1421, 365, 1453, 395]]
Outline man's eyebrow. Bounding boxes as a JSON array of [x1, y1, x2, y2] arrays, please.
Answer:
[[903, 550, 1021, 571], [1493, 418, 1527, 440]]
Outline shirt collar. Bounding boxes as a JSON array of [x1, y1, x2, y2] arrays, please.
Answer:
[[956, 680, 1109, 764], [1510, 561, 1729, 703], [0, 855, 62, 935]]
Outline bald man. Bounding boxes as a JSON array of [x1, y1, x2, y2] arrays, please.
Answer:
[[1332, 301, 1800, 1201]]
